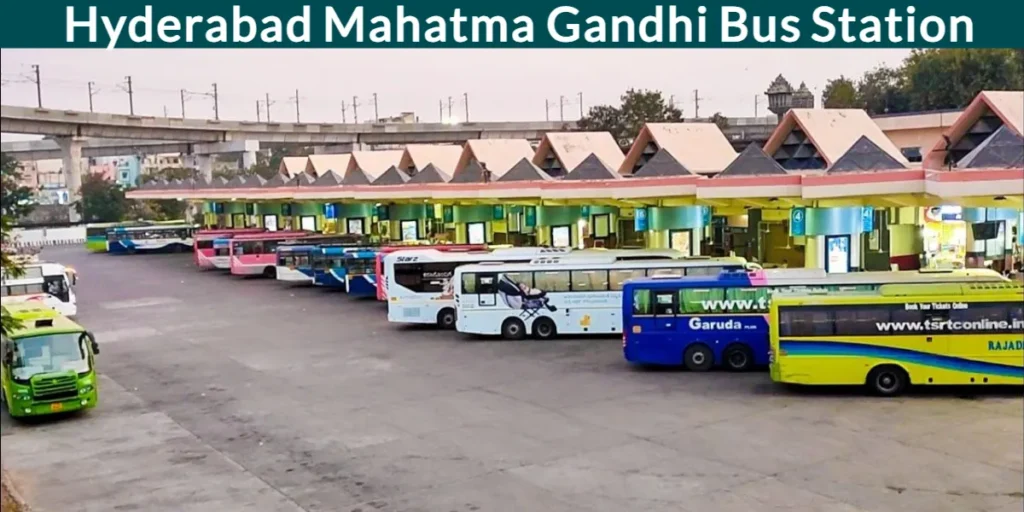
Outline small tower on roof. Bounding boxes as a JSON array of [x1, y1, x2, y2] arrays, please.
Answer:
[[765, 74, 794, 117], [792, 82, 815, 109]]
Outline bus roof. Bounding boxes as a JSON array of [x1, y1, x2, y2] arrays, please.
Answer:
[[322, 245, 376, 255], [343, 250, 378, 258], [280, 234, 367, 245], [1, 262, 70, 280], [379, 244, 488, 254], [112, 223, 196, 232], [229, 231, 313, 241], [772, 282, 1024, 306], [196, 228, 265, 238], [622, 268, 1007, 290], [456, 257, 749, 274], [1, 304, 84, 337]]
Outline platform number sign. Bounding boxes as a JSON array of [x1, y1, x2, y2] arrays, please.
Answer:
[[790, 208, 806, 237]]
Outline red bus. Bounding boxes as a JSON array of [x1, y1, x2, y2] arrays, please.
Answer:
[[228, 231, 314, 277], [374, 244, 489, 301], [194, 228, 265, 269]]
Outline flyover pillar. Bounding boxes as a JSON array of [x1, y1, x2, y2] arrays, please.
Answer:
[[242, 150, 257, 169], [55, 136, 84, 223], [185, 153, 214, 181]]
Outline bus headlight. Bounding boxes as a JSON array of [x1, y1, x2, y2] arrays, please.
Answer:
[[79, 385, 94, 395], [16, 392, 32, 401]]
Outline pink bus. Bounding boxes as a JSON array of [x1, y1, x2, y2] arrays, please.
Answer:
[[374, 244, 488, 301], [229, 231, 313, 277], [194, 228, 265, 269]]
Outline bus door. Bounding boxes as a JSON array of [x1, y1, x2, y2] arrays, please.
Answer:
[[475, 272, 498, 307], [649, 289, 680, 333]]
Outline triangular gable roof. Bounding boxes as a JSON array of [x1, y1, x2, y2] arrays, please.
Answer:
[[924, 90, 1024, 169], [313, 170, 344, 186], [958, 125, 1024, 169], [287, 172, 316, 186], [717, 144, 788, 177], [144, 179, 167, 190], [764, 109, 909, 168], [399, 145, 463, 175], [341, 167, 373, 185], [827, 135, 909, 174], [372, 165, 410, 185], [449, 161, 486, 183], [210, 176, 230, 188], [563, 154, 623, 181], [263, 173, 289, 187], [622, 123, 737, 175], [278, 157, 308, 177], [407, 163, 450, 184], [194, 177, 211, 188], [454, 139, 535, 178], [633, 148, 692, 178], [497, 158, 553, 182], [350, 150, 404, 181], [532, 132, 624, 175], [226, 175, 248, 188], [305, 154, 352, 177]]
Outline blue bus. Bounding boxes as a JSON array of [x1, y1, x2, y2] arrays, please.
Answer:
[[621, 268, 1009, 371], [312, 247, 378, 296], [276, 235, 368, 285]]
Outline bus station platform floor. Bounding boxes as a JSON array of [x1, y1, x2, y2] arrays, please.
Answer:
[[2, 246, 1022, 512]]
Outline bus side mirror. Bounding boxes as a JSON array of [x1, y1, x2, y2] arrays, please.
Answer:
[[2, 349, 11, 366], [86, 332, 99, 355]]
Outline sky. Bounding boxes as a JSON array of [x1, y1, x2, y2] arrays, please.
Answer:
[[0, 48, 911, 141]]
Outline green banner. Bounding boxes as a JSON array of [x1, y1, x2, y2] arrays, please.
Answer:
[[524, 206, 537, 228], [443, 205, 454, 223], [493, 205, 506, 221], [4, 1, 1018, 48]]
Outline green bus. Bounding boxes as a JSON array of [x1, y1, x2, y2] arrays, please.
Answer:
[[1, 303, 99, 418], [85, 220, 187, 252]]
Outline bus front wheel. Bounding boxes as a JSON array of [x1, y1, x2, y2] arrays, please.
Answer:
[[501, 318, 526, 340], [532, 317, 557, 340], [262, 266, 276, 279], [867, 365, 908, 397], [683, 344, 714, 372], [723, 344, 754, 372], [437, 308, 456, 329]]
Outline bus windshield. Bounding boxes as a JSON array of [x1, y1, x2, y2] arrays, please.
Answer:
[[11, 332, 90, 381]]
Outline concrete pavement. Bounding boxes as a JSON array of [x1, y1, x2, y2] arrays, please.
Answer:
[[1, 246, 1021, 512]]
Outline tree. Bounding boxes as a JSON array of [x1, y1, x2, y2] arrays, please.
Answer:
[[856, 66, 911, 115], [77, 172, 129, 223], [822, 76, 859, 108], [902, 49, 1024, 111], [1, 153, 34, 335], [578, 89, 683, 148], [709, 112, 729, 130]]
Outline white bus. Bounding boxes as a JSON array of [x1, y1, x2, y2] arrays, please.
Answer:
[[453, 256, 757, 340], [384, 247, 693, 329], [1, 262, 79, 317], [106, 224, 197, 254]]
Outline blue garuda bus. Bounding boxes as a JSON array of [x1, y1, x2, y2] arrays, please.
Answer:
[[276, 235, 368, 285], [312, 247, 378, 296], [621, 268, 1008, 372]]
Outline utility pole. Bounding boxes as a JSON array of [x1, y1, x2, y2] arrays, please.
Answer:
[[372, 93, 379, 121], [291, 88, 301, 123], [545, 99, 550, 121], [341, 101, 347, 123], [559, 95, 565, 122], [31, 64, 42, 108], [439, 100, 444, 122], [693, 89, 702, 119], [211, 83, 220, 120], [180, 89, 187, 118], [163, 105, 168, 117], [87, 82, 96, 113], [264, 93, 273, 123], [447, 96, 453, 119], [125, 76, 134, 115], [256, 100, 261, 122], [578, 92, 584, 118], [463, 93, 470, 122], [754, 95, 760, 117], [353, 96, 359, 123]]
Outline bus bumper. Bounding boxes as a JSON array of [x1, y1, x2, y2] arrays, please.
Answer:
[[8, 393, 97, 418]]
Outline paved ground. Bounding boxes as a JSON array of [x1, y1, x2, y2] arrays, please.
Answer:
[[2, 246, 1022, 512]]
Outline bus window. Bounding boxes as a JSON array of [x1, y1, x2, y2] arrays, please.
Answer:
[[503, 272, 533, 290], [477, 274, 498, 294], [725, 287, 770, 313], [461, 273, 477, 294], [571, 270, 608, 291], [780, 307, 835, 337], [632, 289, 652, 315], [950, 303, 1014, 334], [610, 269, 645, 291], [680, 288, 725, 314], [43, 276, 70, 302], [833, 306, 891, 336], [534, 271, 571, 292], [653, 291, 677, 315], [396, 263, 455, 293]]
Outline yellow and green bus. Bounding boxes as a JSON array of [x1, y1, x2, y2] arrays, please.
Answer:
[[769, 282, 1024, 396], [85, 219, 187, 252], [1, 303, 100, 417]]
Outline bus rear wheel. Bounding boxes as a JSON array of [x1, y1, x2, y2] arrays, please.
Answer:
[[723, 344, 754, 372], [437, 308, 456, 329], [683, 344, 714, 372], [501, 318, 526, 340], [867, 365, 908, 396], [262, 266, 276, 279], [532, 317, 557, 340]]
